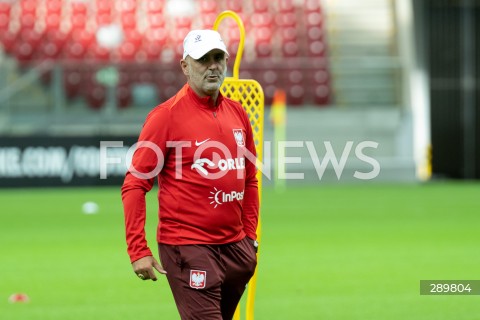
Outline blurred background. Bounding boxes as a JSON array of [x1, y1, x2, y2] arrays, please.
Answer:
[[1, 0, 478, 186]]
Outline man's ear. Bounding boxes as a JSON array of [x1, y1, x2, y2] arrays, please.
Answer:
[[180, 59, 189, 76]]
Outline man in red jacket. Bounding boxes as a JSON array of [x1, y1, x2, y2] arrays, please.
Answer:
[[121, 29, 259, 319]]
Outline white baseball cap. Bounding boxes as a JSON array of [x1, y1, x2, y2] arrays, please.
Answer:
[[183, 29, 229, 59]]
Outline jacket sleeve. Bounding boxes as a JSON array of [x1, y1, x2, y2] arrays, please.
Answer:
[[241, 109, 260, 240], [121, 107, 170, 263]]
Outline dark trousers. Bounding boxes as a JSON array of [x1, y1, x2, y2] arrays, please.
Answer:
[[159, 237, 257, 320]]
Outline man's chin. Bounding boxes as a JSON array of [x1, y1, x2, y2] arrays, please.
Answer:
[[204, 83, 221, 93]]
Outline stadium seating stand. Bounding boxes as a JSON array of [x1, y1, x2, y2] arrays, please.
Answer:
[[0, 0, 331, 109]]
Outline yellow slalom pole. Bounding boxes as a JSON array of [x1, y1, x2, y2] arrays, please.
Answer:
[[213, 11, 264, 320], [213, 10, 245, 80]]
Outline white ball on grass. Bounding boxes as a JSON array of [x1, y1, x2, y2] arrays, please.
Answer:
[[82, 202, 99, 215]]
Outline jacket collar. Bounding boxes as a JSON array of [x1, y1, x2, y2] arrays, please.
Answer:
[[186, 84, 224, 109]]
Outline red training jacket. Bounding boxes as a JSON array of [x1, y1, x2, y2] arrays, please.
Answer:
[[121, 84, 259, 263]]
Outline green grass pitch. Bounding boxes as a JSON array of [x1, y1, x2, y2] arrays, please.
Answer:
[[1, 182, 480, 319]]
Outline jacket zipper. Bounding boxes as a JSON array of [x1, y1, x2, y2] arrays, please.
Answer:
[[212, 110, 223, 134]]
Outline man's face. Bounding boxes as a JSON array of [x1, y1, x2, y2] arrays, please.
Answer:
[[181, 49, 228, 98]]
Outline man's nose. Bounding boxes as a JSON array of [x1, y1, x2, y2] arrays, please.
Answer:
[[208, 63, 218, 70], [208, 59, 220, 69]]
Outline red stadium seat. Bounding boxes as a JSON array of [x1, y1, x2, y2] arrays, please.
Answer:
[[254, 27, 273, 43], [260, 70, 279, 85], [172, 41, 185, 60], [175, 16, 193, 29], [305, 65, 330, 106], [0, 1, 12, 14], [160, 68, 178, 86], [118, 41, 138, 61], [124, 29, 142, 47], [21, 0, 37, 14], [278, 0, 295, 13], [312, 69, 329, 84], [227, 40, 239, 60], [71, 13, 87, 30], [86, 84, 107, 109], [253, 23, 273, 58], [255, 41, 273, 58], [45, 30, 69, 49], [306, 11, 323, 27], [171, 27, 190, 50], [38, 41, 62, 60], [288, 85, 305, 106], [158, 67, 184, 100], [96, 0, 111, 13], [287, 69, 304, 85], [20, 13, 36, 30], [46, 0, 61, 14], [281, 40, 299, 57], [89, 43, 111, 61], [118, 0, 136, 13], [96, 13, 112, 25], [64, 42, 88, 60], [200, 12, 217, 29], [308, 40, 326, 56], [0, 12, 9, 31], [227, 27, 241, 42], [239, 69, 252, 80], [262, 85, 276, 106], [313, 84, 330, 105], [145, 27, 168, 46], [116, 67, 131, 86], [14, 42, 35, 62], [252, 0, 269, 13], [121, 12, 137, 29], [279, 27, 297, 41], [304, 0, 322, 13], [19, 29, 42, 48], [0, 2, 12, 33], [226, 27, 240, 58], [199, 0, 217, 14], [307, 26, 324, 41], [250, 13, 273, 28], [148, 12, 166, 28], [83, 67, 98, 85], [0, 31, 16, 53], [141, 42, 162, 61], [273, 66, 308, 106], [146, 0, 165, 13], [64, 68, 83, 98], [226, 0, 243, 13], [45, 12, 61, 30], [71, 1, 88, 15], [276, 12, 297, 28], [307, 79, 330, 105], [134, 69, 155, 83], [70, 29, 95, 48], [117, 84, 132, 108]]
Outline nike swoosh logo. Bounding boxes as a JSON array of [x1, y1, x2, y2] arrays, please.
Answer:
[[195, 138, 211, 146]]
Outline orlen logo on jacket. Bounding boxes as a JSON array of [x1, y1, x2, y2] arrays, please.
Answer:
[[191, 157, 245, 176], [209, 187, 244, 208]]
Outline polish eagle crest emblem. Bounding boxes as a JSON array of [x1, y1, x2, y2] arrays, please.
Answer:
[[232, 129, 245, 147], [190, 270, 206, 289]]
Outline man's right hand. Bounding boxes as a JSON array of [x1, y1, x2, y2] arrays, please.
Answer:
[[132, 256, 167, 281]]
